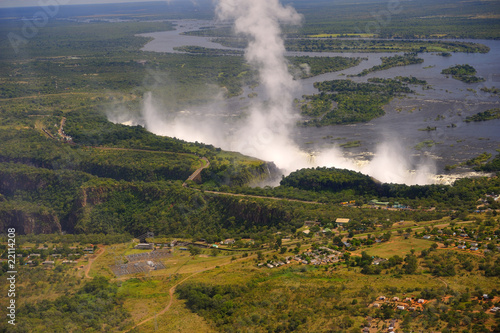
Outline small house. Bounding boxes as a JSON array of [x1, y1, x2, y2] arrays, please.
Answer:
[[379, 296, 386, 300], [373, 303, 380, 308], [42, 261, 55, 266], [335, 218, 350, 227], [392, 297, 400, 301], [423, 235, 431, 240], [397, 305, 405, 310], [134, 243, 153, 250], [418, 299, 425, 304]]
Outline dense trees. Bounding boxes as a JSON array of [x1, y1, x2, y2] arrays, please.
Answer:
[[441, 64, 485, 83], [13, 276, 130, 332], [299, 78, 414, 125]]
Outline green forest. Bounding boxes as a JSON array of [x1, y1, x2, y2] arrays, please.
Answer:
[[299, 77, 415, 125], [0, 1, 499, 332]]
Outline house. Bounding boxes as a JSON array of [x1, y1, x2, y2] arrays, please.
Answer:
[[409, 306, 416, 311], [471, 243, 479, 247], [302, 229, 311, 235], [134, 243, 153, 250], [423, 235, 431, 240], [392, 297, 400, 301], [404, 297, 412, 302], [304, 221, 320, 226], [397, 305, 405, 310], [84, 247, 94, 253], [29, 253, 41, 258], [379, 296, 386, 300], [373, 258, 387, 265], [373, 303, 380, 308], [223, 239, 235, 245], [490, 307, 500, 313], [51, 254, 61, 258], [342, 242, 351, 248], [322, 228, 332, 233], [470, 247, 479, 251], [335, 218, 350, 227], [418, 299, 425, 304], [457, 245, 466, 250], [483, 294, 489, 299], [62, 260, 76, 264], [42, 261, 55, 266]]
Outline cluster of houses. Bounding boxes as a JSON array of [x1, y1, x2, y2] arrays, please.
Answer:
[[294, 247, 343, 265], [18, 245, 95, 267], [363, 318, 398, 333], [421, 228, 498, 253], [372, 296, 426, 312], [258, 259, 292, 269], [258, 246, 344, 268]]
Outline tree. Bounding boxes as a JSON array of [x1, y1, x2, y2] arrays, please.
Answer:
[[403, 253, 418, 274], [188, 245, 201, 256]]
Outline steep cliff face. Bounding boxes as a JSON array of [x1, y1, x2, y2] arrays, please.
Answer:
[[0, 209, 61, 234]]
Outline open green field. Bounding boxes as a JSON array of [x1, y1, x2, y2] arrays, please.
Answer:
[[352, 236, 434, 258]]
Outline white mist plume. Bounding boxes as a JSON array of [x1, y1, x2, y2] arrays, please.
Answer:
[[360, 142, 435, 185]]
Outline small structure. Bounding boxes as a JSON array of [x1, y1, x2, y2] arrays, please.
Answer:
[[304, 221, 320, 226], [379, 296, 386, 300], [409, 306, 416, 311], [417, 299, 425, 304], [42, 261, 55, 266], [457, 245, 466, 250], [490, 307, 500, 313], [397, 305, 405, 310], [223, 239, 235, 245], [302, 229, 311, 235], [373, 258, 387, 265], [392, 297, 400, 301], [84, 247, 94, 253], [373, 303, 380, 308], [423, 235, 431, 240], [335, 218, 350, 227], [134, 243, 154, 250]]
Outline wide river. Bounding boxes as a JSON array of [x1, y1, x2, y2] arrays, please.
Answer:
[[137, 20, 500, 182]]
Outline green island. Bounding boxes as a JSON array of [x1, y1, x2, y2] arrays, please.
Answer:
[[298, 78, 414, 126], [441, 64, 485, 84], [465, 108, 500, 123], [209, 38, 490, 54], [1, 0, 500, 332], [352, 54, 424, 77]]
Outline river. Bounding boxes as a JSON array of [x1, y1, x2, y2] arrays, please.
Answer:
[[137, 20, 500, 181]]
